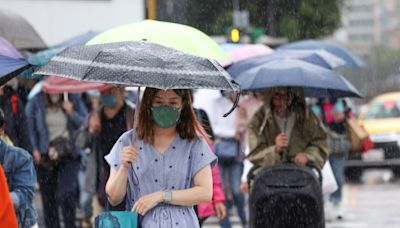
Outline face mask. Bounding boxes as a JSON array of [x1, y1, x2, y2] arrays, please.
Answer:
[[100, 95, 117, 108], [49, 94, 61, 104], [151, 105, 181, 128]]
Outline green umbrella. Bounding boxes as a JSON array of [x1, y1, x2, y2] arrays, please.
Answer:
[[87, 20, 230, 61]]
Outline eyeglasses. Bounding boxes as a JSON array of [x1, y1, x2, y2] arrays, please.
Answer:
[[272, 93, 289, 100]]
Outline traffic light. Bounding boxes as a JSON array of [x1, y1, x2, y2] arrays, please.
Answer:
[[230, 28, 240, 43], [226, 27, 241, 43]]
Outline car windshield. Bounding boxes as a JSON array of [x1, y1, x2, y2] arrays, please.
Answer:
[[364, 100, 400, 119]]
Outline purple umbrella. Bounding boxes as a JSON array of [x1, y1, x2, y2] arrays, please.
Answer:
[[0, 36, 30, 85], [0, 36, 23, 59]]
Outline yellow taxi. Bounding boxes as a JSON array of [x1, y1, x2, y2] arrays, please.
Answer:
[[346, 92, 400, 181]]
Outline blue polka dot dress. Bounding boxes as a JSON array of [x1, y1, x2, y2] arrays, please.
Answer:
[[105, 130, 216, 228]]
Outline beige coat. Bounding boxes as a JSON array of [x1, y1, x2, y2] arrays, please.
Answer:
[[247, 88, 328, 175]]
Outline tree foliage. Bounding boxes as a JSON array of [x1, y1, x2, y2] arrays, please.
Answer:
[[242, 0, 342, 41], [185, 0, 233, 35], [184, 0, 342, 40]]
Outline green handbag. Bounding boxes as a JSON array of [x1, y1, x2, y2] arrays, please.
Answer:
[[95, 211, 138, 228]]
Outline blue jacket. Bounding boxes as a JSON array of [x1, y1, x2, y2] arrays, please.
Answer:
[[0, 140, 37, 227], [25, 93, 88, 155]]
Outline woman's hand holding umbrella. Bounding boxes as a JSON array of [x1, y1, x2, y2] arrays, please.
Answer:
[[88, 112, 101, 136], [62, 99, 74, 118], [121, 145, 138, 169], [275, 133, 289, 154]]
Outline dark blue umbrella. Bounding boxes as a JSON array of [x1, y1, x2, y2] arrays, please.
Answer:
[[227, 49, 345, 77], [0, 55, 30, 85], [235, 59, 361, 98], [277, 39, 365, 68]]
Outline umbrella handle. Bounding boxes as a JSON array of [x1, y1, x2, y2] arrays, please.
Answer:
[[63, 92, 68, 101], [223, 91, 241, 117]]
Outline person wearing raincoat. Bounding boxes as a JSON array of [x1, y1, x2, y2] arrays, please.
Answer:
[[247, 87, 328, 179]]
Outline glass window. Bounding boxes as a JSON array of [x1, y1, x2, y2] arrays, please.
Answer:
[[364, 100, 400, 119]]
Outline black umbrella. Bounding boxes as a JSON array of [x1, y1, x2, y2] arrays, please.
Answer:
[[0, 9, 47, 50], [35, 41, 240, 115]]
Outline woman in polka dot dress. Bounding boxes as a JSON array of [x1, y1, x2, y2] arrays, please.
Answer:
[[105, 88, 216, 228]]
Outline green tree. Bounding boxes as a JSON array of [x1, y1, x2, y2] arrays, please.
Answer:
[[183, 0, 342, 40], [185, 0, 232, 35], [243, 0, 342, 41]]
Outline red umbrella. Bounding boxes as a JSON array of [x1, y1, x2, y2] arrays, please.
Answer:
[[42, 76, 111, 94]]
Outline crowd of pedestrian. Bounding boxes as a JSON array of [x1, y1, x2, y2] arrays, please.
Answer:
[[0, 77, 357, 227]]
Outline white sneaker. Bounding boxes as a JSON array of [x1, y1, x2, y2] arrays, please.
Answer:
[[333, 202, 344, 220], [324, 201, 334, 222]]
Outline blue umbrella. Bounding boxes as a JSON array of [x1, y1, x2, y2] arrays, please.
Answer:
[[228, 49, 345, 77], [277, 39, 365, 68], [25, 31, 100, 79], [235, 59, 362, 98], [53, 31, 100, 48], [0, 55, 30, 85], [29, 31, 100, 66], [28, 47, 64, 66]]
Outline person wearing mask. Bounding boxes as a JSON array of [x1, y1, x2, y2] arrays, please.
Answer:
[[105, 88, 216, 227], [247, 87, 328, 181], [0, 108, 37, 227], [95, 87, 135, 208], [74, 86, 134, 226], [325, 100, 352, 220], [25, 92, 87, 228]]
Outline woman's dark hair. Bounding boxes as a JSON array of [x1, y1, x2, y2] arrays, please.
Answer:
[[136, 88, 200, 144]]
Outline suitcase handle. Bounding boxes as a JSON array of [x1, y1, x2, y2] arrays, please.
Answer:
[[306, 162, 323, 185]]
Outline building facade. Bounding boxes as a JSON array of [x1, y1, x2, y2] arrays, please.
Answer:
[[340, 0, 400, 56], [1, 0, 145, 46]]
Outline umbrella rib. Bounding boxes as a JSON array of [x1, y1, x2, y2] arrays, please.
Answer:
[[51, 56, 221, 77]]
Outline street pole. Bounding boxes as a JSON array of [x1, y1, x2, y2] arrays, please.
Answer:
[[233, 0, 240, 11], [147, 0, 157, 19]]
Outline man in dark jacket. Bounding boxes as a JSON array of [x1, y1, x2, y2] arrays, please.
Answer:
[[0, 85, 31, 151]]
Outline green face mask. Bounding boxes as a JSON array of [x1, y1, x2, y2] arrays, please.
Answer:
[[151, 105, 181, 128]]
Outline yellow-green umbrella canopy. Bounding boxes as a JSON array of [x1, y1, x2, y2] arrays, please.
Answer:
[[87, 20, 230, 61]]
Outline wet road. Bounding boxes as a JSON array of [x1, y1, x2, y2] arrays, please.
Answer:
[[203, 169, 400, 228], [34, 169, 399, 227]]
